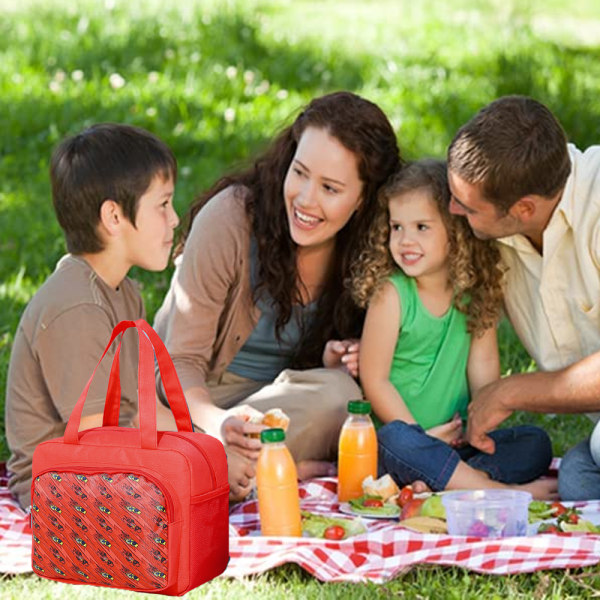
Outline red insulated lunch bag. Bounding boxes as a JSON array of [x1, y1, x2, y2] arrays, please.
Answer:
[[30, 319, 229, 595]]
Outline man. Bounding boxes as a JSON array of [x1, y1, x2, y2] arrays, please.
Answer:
[[447, 95, 600, 500]]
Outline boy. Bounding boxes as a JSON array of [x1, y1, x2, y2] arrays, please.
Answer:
[[5, 124, 254, 508]]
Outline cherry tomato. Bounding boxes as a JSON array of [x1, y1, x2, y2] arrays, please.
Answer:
[[558, 507, 580, 525], [398, 486, 414, 508], [566, 512, 580, 524], [363, 498, 384, 508], [324, 525, 345, 540], [550, 502, 567, 517], [538, 523, 559, 534]]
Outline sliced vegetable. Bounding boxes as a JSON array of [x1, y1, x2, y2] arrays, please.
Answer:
[[398, 485, 414, 508], [550, 501, 567, 517], [561, 519, 600, 533], [528, 500, 554, 523], [363, 498, 384, 508], [324, 525, 345, 540], [538, 523, 560, 534], [301, 511, 366, 539], [348, 495, 400, 517]]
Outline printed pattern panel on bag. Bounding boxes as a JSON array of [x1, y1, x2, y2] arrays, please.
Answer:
[[31, 471, 169, 591]]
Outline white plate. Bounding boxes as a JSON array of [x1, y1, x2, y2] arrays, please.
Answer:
[[339, 502, 400, 519]]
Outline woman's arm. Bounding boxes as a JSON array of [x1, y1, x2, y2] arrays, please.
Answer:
[[359, 282, 415, 424], [466, 325, 501, 396], [154, 189, 255, 441]]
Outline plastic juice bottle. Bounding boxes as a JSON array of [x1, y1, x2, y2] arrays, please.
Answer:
[[337, 400, 377, 502], [256, 428, 302, 537]]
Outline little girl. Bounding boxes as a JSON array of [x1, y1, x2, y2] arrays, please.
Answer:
[[353, 159, 556, 499]]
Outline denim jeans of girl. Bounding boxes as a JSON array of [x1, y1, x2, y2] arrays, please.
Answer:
[[377, 421, 552, 491]]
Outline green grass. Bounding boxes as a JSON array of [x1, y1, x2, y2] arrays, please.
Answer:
[[1, 0, 599, 596]]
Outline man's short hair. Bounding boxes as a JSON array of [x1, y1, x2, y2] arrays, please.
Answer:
[[447, 96, 571, 213], [50, 123, 177, 253]]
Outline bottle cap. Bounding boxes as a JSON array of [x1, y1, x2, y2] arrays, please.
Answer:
[[260, 428, 285, 443], [347, 400, 371, 415]]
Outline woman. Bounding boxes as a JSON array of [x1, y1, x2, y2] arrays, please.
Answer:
[[154, 91, 401, 498]]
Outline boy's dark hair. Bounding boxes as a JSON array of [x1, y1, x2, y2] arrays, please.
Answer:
[[50, 123, 177, 254], [447, 95, 571, 213]]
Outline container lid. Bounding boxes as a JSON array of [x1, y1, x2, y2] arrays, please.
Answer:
[[347, 400, 371, 414], [261, 428, 285, 443]]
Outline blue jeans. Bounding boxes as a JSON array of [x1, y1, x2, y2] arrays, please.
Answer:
[[377, 421, 552, 491], [558, 420, 600, 500]]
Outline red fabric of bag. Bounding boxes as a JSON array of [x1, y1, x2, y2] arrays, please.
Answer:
[[31, 319, 229, 595]]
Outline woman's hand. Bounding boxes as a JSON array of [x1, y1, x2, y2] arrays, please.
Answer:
[[226, 447, 256, 503], [220, 413, 264, 461], [323, 339, 360, 377]]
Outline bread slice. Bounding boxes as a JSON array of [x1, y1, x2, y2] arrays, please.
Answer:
[[362, 474, 400, 502]]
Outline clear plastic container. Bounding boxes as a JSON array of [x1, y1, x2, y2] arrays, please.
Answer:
[[441, 489, 532, 537]]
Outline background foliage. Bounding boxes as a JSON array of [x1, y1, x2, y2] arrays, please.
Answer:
[[1, 0, 600, 596]]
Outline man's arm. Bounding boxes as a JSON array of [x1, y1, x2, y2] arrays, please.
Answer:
[[467, 349, 600, 453]]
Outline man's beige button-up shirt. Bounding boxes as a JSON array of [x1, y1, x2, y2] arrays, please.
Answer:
[[497, 144, 600, 420]]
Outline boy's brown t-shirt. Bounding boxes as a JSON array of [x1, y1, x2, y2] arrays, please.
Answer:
[[5, 255, 143, 508]]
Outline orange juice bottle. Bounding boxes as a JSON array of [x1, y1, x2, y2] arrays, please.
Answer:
[[256, 428, 302, 537], [338, 400, 377, 502]]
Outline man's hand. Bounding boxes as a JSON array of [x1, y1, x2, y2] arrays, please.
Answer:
[[323, 339, 360, 377], [467, 378, 514, 454]]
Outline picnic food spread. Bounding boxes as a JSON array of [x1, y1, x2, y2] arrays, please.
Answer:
[[300, 511, 366, 539], [528, 500, 600, 534]]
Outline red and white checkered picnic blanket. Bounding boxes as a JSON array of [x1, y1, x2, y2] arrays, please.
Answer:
[[228, 477, 600, 582], [0, 465, 32, 574], [3, 463, 600, 582]]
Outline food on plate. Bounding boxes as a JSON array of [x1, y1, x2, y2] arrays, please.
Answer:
[[537, 523, 560, 534], [323, 525, 346, 540], [398, 515, 447, 534], [399, 498, 425, 520], [348, 495, 400, 517], [362, 474, 399, 503], [362, 498, 384, 508], [529, 500, 600, 534], [420, 494, 446, 519], [550, 501, 568, 517], [397, 485, 414, 508], [528, 500, 554, 523], [300, 511, 366, 539], [528, 500, 572, 523]]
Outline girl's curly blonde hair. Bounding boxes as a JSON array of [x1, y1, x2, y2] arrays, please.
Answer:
[[350, 159, 505, 337]]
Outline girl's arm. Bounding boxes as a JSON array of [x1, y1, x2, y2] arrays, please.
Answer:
[[467, 325, 501, 396], [359, 281, 416, 424]]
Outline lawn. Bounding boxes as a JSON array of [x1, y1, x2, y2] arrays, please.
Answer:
[[1, 0, 599, 596]]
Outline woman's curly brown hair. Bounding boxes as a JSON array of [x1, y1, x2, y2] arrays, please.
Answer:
[[351, 159, 504, 337], [177, 92, 402, 367]]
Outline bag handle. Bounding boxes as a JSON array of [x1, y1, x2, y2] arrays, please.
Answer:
[[102, 319, 193, 433], [64, 319, 193, 449]]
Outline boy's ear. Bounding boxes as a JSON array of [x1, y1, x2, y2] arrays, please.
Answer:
[[508, 196, 536, 222], [98, 199, 124, 236]]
